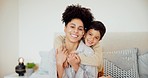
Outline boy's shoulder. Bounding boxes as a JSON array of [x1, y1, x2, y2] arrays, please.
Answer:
[[55, 34, 65, 40], [92, 42, 101, 48]]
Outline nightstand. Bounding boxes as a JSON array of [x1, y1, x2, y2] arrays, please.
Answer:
[[4, 73, 29, 78]]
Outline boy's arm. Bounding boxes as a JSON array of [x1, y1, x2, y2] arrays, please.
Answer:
[[53, 34, 65, 49], [78, 42, 103, 71]]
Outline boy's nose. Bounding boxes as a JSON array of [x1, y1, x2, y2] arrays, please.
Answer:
[[90, 37, 94, 41]]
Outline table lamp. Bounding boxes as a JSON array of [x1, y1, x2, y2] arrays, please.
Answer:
[[15, 57, 26, 76]]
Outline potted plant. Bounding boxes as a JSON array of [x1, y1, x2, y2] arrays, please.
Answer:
[[26, 62, 36, 76]]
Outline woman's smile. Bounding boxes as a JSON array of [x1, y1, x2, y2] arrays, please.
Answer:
[[65, 18, 84, 43]]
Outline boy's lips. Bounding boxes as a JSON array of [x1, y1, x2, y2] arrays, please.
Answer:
[[86, 40, 93, 45]]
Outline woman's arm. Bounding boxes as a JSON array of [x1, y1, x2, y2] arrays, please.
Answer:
[[56, 46, 68, 78]]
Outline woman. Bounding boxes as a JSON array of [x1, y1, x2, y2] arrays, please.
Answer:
[[52, 4, 98, 78]]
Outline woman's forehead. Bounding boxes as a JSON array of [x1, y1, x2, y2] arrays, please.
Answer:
[[69, 19, 84, 27]]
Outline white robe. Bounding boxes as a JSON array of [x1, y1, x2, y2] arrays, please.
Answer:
[[30, 41, 98, 78]]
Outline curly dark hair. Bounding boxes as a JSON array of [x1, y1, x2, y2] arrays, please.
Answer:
[[88, 21, 106, 40], [62, 4, 94, 31]]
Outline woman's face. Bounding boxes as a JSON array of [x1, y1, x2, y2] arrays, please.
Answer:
[[64, 18, 85, 43], [84, 29, 100, 46]]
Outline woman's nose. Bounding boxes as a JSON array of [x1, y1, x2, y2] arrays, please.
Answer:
[[74, 28, 78, 33]]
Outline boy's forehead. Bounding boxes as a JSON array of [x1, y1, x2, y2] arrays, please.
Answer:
[[87, 29, 99, 33], [87, 29, 100, 36]]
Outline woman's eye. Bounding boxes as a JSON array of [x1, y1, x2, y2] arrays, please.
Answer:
[[70, 26, 75, 28], [78, 28, 83, 31]]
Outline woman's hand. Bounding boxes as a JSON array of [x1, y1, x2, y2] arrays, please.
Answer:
[[67, 53, 80, 72], [63, 60, 69, 68], [56, 45, 68, 78], [56, 45, 68, 66]]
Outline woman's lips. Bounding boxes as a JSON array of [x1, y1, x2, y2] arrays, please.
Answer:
[[71, 34, 78, 38]]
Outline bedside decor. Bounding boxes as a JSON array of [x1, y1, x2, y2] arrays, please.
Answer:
[[26, 62, 36, 76], [15, 57, 26, 76]]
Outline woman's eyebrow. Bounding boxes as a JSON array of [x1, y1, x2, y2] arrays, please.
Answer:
[[70, 23, 83, 27], [70, 23, 76, 26]]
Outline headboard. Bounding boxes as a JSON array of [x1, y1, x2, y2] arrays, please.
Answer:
[[100, 32, 148, 54]]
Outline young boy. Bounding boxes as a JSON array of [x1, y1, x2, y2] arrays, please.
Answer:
[[54, 20, 106, 76]]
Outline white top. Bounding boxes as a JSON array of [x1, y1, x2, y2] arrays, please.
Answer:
[[30, 41, 98, 78]]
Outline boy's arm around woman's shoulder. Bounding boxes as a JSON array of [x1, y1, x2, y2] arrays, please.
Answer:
[[79, 42, 103, 71], [54, 34, 65, 49]]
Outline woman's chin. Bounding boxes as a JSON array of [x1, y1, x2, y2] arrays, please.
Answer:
[[85, 43, 92, 47], [69, 39, 80, 43]]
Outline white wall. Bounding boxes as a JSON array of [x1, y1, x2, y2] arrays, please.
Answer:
[[19, 0, 148, 63], [0, 0, 18, 77], [0, 0, 148, 77]]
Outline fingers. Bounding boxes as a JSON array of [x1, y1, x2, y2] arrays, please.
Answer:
[[63, 60, 69, 68], [74, 54, 80, 60], [74, 54, 81, 63], [71, 51, 76, 53], [62, 47, 67, 53], [57, 45, 68, 54]]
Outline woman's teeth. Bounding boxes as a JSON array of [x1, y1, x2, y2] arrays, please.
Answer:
[[71, 34, 78, 38]]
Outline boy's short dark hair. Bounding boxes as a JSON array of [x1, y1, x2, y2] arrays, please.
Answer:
[[62, 4, 94, 31], [88, 21, 106, 40]]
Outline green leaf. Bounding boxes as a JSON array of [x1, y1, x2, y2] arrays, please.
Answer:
[[26, 62, 35, 68]]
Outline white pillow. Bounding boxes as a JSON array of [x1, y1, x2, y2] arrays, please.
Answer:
[[38, 51, 50, 74], [138, 52, 148, 78]]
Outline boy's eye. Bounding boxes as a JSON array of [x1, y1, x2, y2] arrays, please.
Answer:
[[95, 37, 99, 40], [89, 33, 92, 36]]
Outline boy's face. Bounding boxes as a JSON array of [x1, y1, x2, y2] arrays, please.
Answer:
[[84, 29, 100, 46]]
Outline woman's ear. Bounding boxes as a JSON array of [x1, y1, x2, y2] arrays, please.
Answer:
[[83, 33, 86, 38], [82, 31, 85, 36], [82, 32, 84, 35], [64, 26, 66, 33]]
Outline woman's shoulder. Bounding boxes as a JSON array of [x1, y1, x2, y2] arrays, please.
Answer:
[[77, 40, 94, 54]]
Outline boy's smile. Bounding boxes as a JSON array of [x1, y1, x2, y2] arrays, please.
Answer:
[[84, 29, 101, 46]]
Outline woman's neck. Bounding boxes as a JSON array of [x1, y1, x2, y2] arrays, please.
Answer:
[[64, 38, 79, 53]]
